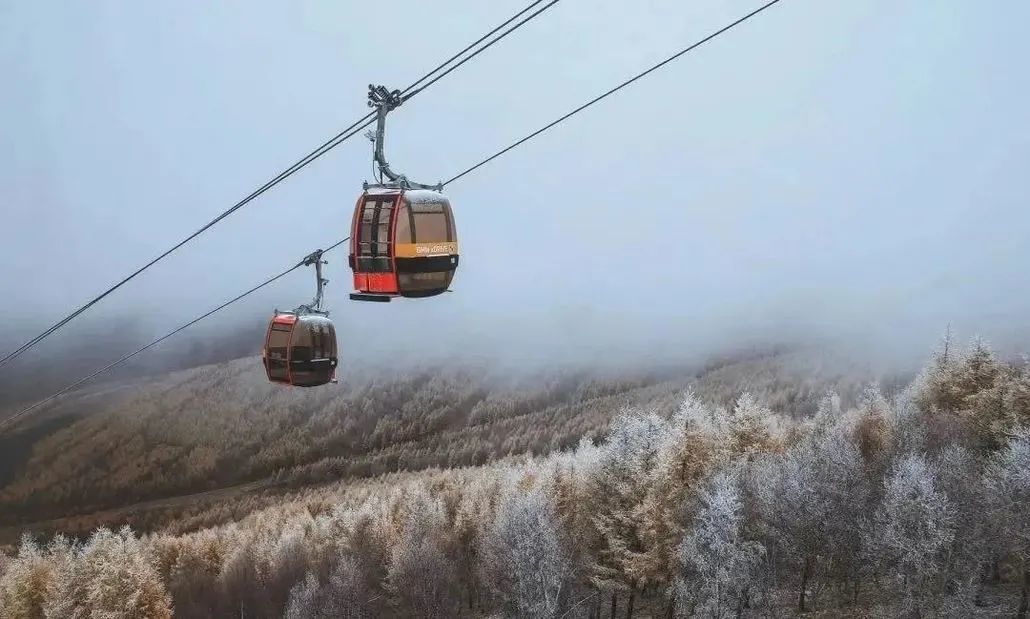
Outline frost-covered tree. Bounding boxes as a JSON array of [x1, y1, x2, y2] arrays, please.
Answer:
[[333, 500, 393, 610], [386, 490, 462, 618], [911, 335, 1021, 449], [954, 338, 1002, 402], [218, 539, 263, 617], [814, 390, 843, 423], [480, 487, 573, 618], [0, 536, 59, 619], [674, 390, 730, 443], [586, 412, 672, 616], [866, 454, 956, 617], [914, 329, 962, 414], [667, 393, 720, 485], [217, 519, 313, 619], [931, 444, 987, 610], [965, 360, 1030, 450], [155, 529, 229, 618], [285, 557, 373, 619], [982, 430, 1030, 616], [284, 573, 322, 619], [550, 442, 598, 562], [728, 394, 777, 456], [451, 473, 505, 612], [45, 527, 172, 619], [853, 386, 891, 465], [752, 422, 869, 611], [675, 469, 764, 618]]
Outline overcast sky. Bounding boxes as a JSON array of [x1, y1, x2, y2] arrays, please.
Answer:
[[1, 0, 1028, 373]]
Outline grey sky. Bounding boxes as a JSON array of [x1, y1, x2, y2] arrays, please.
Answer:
[[1, 0, 1028, 372]]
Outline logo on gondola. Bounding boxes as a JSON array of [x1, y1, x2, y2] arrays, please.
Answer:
[[416, 244, 453, 255], [395, 242, 457, 258]]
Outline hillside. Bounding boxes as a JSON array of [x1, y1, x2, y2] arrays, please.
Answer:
[[0, 346, 875, 539], [0, 338, 1027, 618]]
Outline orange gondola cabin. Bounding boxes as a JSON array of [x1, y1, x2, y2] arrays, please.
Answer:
[[348, 188, 458, 301], [349, 85, 459, 302], [262, 312, 338, 387]]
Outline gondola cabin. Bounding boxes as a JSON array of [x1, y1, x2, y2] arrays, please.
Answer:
[[349, 189, 458, 301], [262, 312, 338, 387]]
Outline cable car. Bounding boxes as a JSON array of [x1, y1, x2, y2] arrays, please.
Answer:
[[349, 85, 458, 302], [349, 188, 458, 301], [263, 312, 338, 386], [262, 250, 339, 387]]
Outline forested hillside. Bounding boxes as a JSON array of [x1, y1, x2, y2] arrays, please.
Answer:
[[1, 338, 1028, 618], [0, 346, 871, 534]]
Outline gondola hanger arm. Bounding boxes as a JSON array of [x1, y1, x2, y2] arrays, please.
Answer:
[[293, 248, 329, 315], [364, 83, 443, 192]]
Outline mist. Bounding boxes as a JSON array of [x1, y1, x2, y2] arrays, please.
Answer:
[[2, 0, 1029, 405]]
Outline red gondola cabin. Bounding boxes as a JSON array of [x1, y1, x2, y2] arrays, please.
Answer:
[[262, 312, 338, 387], [348, 188, 458, 302]]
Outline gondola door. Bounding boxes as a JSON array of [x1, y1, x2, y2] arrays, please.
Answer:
[[352, 193, 399, 295], [263, 314, 296, 383]]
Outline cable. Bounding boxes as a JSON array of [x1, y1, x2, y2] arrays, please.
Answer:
[[401, 0, 560, 102], [0, 115, 374, 372], [400, 0, 552, 98], [444, 0, 783, 186], [0, 238, 350, 434], [0, 0, 561, 371], [2, 0, 783, 429]]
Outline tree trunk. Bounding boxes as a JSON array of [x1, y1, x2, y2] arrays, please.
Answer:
[[798, 557, 812, 613], [665, 595, 676, 619], [625, 589, 635, 619], [1018, 563, 1029, 619], [611, 591, 618, 619]]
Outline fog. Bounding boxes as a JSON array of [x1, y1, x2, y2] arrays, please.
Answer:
[[2, 0, 1029, 402]]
